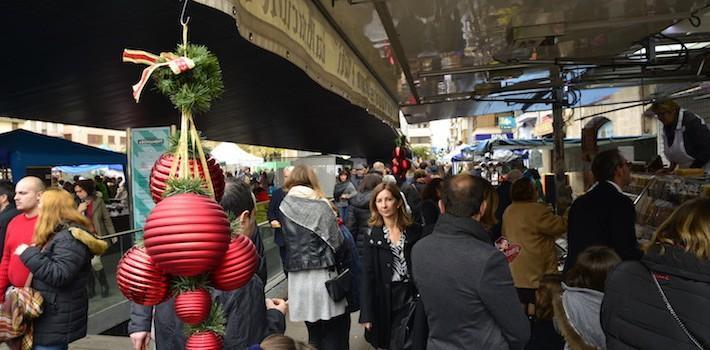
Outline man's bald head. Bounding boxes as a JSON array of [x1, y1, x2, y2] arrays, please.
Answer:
[[14, 176, 45, 214], [372, 162, 386, 175]]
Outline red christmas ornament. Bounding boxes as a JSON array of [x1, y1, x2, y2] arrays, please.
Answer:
[[143, 193, 231, 277], [116, 246, 169, 306], [401, 159, 411, 171], [149, 153, 225, 204], [391, 158, 400, 167], [175, 289, 211, 325], [393, 146, 402, 158], [211, 235, 259, 291], [392, 165, 400, 176], [186, 331, 223, 350]]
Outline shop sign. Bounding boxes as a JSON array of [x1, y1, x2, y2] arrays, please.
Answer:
[[534, 114, 553, 136], [128, 127, 172, 235], [498, 115, 516, 130], [195, 0, 399, 124]]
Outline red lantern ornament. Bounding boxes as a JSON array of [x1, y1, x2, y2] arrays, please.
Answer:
[[175, 289, 211, 325], [143, 193, 231, 277], [186, 331, 223, 350], [211, 235, 259, 291], [149, 153, 225, 204], [116, 246, 169, 306]]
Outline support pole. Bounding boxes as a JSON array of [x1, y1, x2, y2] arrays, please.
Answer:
[[551, 66, 567, 213]]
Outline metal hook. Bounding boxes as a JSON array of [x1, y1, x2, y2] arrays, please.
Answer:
[[180, 0, 190, 26]]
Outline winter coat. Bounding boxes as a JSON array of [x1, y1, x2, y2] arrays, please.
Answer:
[[601, 244, 710, 349], [502, 201, 567, 289], [359, 224, 423, 348], [553, 284, 605, 350], [19, 226, 108, 345], [128, 275, 286, 350], [564, 181, 642, 272], [334, 181, 357, 208], [0, 203, 21, 261], [346, 191, 373, 254], [267, 187, 286, 247], [338, 224, 361, 313], [279, 187, 342, 272], [412, 214, 530, 350], [88, 197, 115, 238]]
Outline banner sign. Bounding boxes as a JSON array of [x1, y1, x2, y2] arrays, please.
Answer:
[[195, 0, 399, 124], [128, 127, 171, 235]]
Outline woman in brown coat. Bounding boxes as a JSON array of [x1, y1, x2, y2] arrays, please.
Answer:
[[502, 177, 567, 312]]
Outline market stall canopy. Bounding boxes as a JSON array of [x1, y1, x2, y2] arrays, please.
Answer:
[[0, 0, 397, 160], [210, 142, 264, 167], [466, 135, 657, 154], [0, 130, 127, 180]]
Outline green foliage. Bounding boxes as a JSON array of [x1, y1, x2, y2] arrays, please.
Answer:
[[185, 302, 227, 336], [412, 146, 432, 161], [164, 178, 209, 198], [133, 240, 145, 249], [152, 44, 224, 114], [170, 275, 209, 295], [227, 212, 242, 238]]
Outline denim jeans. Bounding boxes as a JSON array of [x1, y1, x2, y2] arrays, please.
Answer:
[[33, 344, 68, 350]]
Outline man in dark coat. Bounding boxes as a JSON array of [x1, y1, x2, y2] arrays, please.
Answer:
[[0, 181, 21, 260], [564, 149, 642, 271], [129, 179, 285, 350], [412, 174, 530, 349], [267, 166, 293, 273]]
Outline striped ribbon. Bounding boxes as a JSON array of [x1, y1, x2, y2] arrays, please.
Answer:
[[122, 49, 195, 102]]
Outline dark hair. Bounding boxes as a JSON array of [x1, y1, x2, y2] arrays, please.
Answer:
[[358, 173, 382, 192], [565, 246, 621, 292], [260, 334, 315, 350], [421, 178, 443, 202], [479, 178, 498, 230], [337, 169, 351, 182], [511, 177, 536, 202], [592, 149, 625, 182], [62, 182, 74, 194], [368, 182, 412, 229], [75, 179, 96, 197], [220, 177, 255, 215], [413, 169, 427, 180], [442, 174, 485, 218], [0, 181, 14, 202]]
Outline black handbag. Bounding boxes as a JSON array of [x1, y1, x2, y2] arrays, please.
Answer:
[[325, 268, 351, 302]]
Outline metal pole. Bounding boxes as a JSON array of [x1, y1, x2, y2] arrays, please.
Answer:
[[551, 66, 566, 212]]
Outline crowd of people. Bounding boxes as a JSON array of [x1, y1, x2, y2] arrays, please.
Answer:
[[0, 146, 708, 349]]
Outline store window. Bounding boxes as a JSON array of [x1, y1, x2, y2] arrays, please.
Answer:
[[597, 121, 614, 138], [411, 136, 431, 144], [88, 134, 103, 145], [108, 135, 115, 144]]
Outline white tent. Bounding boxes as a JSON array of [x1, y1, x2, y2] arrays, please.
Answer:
[[210, 142, 264, 167]]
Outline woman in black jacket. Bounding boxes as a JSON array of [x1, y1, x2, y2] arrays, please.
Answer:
[[359, 182, 423, 349], [14, 188, 107, 350], [601, 197, 710, 349], [419, 178, 443, 236]]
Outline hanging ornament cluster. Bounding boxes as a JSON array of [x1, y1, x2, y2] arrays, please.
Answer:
[[391, 135, 412, 180], [116, 9, 257, 349]]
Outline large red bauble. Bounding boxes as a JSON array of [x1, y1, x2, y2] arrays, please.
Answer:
[[211, 235, 259, 291], [392, 165, 400, 175], [143, 193, 231, 277], [401, 159, 411, 171], [116, 246, 169, 306], [175, 289, 211, 325], [186, 331, 223, 350], [393, 146, 402, 158], [391, 158, 400, 167], [149, 153, 225, 204]]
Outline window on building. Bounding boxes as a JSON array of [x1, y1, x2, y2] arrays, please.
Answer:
[[88, 134, 103, 145], [597, 121, 614, 138], [108, 135, 115, 144], [11, 122, 19, 130], [120, 136, 127, 145], [63, 133, 72, 141], [41, 129, 47, 134], [411, 136, 431, 144]]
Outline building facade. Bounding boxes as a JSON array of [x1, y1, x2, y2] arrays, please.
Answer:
[[0, 117, 128, 152]]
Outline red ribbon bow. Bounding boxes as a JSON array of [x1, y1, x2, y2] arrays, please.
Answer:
[[122, 49, 195, 102]]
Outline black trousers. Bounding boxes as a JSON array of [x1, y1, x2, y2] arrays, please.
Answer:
[[305, 312, 351, 350]]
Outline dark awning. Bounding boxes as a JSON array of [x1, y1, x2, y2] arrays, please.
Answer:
[[0, 0, 397, 160]]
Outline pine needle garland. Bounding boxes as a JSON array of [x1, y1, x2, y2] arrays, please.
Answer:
[[170, 275, 210, 295], [185, 302, 227, 336], [168, 130, 212, 156], [164, 178, 209, 198], [226, 212, 242, 238], [153, 44, 224, 114]]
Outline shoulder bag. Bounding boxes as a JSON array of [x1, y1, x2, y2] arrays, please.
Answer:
[[0, 273, 44, 350], [649, 270, 705, 350]]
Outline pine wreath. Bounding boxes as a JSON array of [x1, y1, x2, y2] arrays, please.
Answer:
[[152, 44, 224, 114]]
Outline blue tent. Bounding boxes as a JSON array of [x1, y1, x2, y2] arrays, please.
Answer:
[[0, 129, 127, 180]]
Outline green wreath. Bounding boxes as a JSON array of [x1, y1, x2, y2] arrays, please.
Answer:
[[152, 44, 224, 114]]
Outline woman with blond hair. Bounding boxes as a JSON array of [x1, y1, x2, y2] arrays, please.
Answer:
[[601, 197, 710, 349], [359, 182, 423, 349], [13, 188, 108, 350], [278, 165, 348, 350]]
